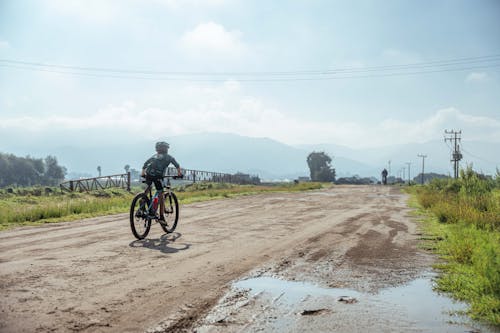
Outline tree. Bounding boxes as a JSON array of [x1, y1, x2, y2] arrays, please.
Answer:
[[0, 153, 66, 187], [307, 151, 336, 182], [124, 164, 130, 173], [44, 156, 66, 185], [97, 166, 102, 177], [336, 176, 374, 185], [0, 154, 9, 187], [129, 168, 140, 181], [412, 172, 449, 184]]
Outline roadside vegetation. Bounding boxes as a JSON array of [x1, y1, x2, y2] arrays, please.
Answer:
[[409, 166, 500, 325], [0, 153, 66, 187], [0, 181, 326, 231]]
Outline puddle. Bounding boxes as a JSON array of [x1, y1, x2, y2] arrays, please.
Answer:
[[375, 277, 468, 331], [229, 275, 498, 333], [235, 276, 362, 305]]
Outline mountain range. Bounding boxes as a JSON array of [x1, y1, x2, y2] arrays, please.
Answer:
[[4, 133, 499, 181]]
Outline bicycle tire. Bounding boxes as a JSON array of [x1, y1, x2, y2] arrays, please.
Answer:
[[160, 192, 179, 233], [130, 193, 151, 239]]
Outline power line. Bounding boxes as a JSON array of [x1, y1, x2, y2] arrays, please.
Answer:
[[1, 54, 500, 82], [2, 54, 500, 75], [460, 145, 499, 166], [1, 62, 499, 82]]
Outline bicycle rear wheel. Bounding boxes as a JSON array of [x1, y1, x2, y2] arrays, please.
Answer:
[[160, 192, 179, 233], [130, 193, 151, 239]]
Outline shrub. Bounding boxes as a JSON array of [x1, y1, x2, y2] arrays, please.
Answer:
[[412, 166, 500, 325]]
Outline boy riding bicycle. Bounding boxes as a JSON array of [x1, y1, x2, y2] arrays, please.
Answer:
[[141, 141, 182, 221]]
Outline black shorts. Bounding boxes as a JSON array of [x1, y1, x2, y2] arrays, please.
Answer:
[[145, 175, 163, 191]]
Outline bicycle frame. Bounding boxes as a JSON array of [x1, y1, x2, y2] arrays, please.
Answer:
[[143, 176, 176, 218], [130, 175, 181, 239]]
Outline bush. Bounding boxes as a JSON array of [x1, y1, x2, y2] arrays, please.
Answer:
[[412, 166, 500, 325], [416, 168, 500, 232], [459, 166, 494, 196], [435, 223, 500, 324]]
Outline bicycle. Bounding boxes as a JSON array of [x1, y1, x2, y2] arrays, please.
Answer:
[[129, 175, 183, 240]]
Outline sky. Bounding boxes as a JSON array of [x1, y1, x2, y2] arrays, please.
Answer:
[[1, 0, 500, 153]]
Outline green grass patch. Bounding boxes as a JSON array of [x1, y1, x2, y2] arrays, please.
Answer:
[[0, 187, 134, 230], [0, 182, 328, 230], [407, 168, 500, 326]]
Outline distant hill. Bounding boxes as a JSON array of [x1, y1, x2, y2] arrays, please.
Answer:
[[298, 140, 499, 178], [49, 133, 374, 181], [5, 132, 498, 180]]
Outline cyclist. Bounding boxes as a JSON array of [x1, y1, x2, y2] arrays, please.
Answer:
[[141, 141, 182, 221], [381, 168, 388, 185]]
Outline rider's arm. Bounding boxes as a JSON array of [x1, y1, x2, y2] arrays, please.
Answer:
[[169, 156, 182, 176], [141, 157, 153, 177]]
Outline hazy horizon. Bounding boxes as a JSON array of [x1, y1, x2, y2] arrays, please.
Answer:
[[3, 132, 498, 181], [1, 0, 499, 174]]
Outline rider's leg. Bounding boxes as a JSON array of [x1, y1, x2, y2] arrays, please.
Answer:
[[152, 178, 165, 221], [158, 189, 165, 221]]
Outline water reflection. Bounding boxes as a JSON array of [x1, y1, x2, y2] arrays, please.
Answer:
[[234, 275, 497, 333]]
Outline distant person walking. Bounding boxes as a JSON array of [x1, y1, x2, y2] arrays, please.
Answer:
[[381, 168, 388, 185], [141, 141, 182, 221]]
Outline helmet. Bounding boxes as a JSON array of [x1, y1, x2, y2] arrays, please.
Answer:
[[155, 141, 169, 153]]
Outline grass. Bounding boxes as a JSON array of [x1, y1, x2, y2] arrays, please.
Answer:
[[0, 188, 134, 230], [0, 181, 327, 230], [407, 167, 500, 326]]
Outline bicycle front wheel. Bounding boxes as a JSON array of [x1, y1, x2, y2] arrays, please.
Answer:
[[160, 192, 179, 233], [130, 193, 151, 239]]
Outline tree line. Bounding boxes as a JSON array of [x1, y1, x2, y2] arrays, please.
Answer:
[[0, 153, 66, 187]]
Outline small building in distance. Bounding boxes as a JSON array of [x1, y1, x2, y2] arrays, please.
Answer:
[[296, 176, 311, 182]]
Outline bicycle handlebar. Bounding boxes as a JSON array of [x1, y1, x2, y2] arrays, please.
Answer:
[[167, 174, 184, 179], [140, 174, 184, 183]]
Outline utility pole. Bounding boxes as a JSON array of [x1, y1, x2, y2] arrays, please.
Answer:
[[406, 162, 411, 185], [402, 167, 405, 181], [417, 154, 427, 185], [388, 160, 391, 179], [444, 130, 462, 179]]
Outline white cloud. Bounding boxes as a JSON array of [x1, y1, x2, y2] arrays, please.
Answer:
[[379, 108, 500, 144], [1, 80, 499, 149], [180, 22, 246, 58], [466, 72, 488, 83]]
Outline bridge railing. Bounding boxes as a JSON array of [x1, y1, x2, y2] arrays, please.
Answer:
[[60, 173, 131, 192], [60, 168, 259, 192]]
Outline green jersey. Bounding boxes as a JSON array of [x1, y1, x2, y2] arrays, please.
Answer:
[[143, 153, 179, 178]]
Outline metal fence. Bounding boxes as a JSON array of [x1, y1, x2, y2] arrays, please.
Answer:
[[60, 173, 131, 192], [60, 168, 259, 192]]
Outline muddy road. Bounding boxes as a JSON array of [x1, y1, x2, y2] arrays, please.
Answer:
[[1, 185, 443, 332]]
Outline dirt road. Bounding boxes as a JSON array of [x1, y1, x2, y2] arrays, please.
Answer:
[[1, 185, 435, 332]]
